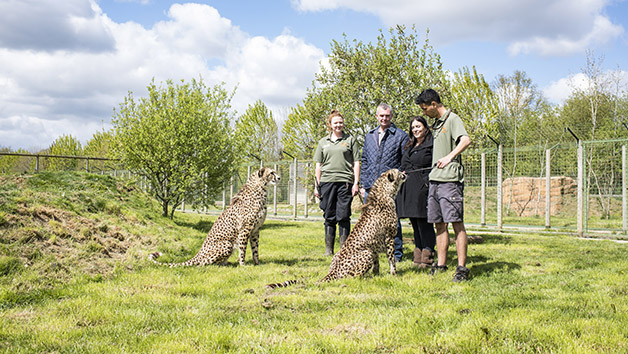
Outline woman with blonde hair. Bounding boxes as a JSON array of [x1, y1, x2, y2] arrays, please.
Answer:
[[313, 110, 360, 256]]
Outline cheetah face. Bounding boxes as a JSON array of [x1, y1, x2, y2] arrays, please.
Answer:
[[256, 167, 280, 185], [383, 169, 406, 196]]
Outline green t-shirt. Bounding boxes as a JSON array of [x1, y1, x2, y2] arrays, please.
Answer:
[[429, 110, 468, 183], [313, 133, 360, 183]]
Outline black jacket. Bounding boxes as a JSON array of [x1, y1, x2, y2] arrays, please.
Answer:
[[397, 134, 433, 218]]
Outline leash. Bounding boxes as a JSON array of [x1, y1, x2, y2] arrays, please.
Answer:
[[403, 166, 434, 174]]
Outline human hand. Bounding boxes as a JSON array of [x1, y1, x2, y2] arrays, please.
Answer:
[[436, 155, 452, 168], [351, 184, 360, 196]]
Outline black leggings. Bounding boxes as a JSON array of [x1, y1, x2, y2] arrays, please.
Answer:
[[409, 217, 436, 251]]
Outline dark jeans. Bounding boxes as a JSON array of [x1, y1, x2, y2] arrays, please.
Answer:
[[409, 217, 436, 251], [319, 182, 353, 228], [364, 188, 403, 261]]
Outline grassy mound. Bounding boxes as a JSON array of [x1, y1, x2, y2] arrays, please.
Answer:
[[0, 172, 187, 292]]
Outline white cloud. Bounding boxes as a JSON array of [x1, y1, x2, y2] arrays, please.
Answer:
[[0, 1, 325, 151], [293, 0, 624, 56], [0, 0, 114, 52], [509, 15, 624, 56], [543, 70, 628, 104], [211, 33, 325, 113]]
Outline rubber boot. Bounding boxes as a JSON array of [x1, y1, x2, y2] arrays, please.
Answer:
[[338, 222, 350, 250], [324, 225, 336, 256], [413, 248, 422, 267], [421, 249, 435, 269]]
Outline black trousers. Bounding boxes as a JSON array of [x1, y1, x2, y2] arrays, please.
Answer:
[[409, 217, 436, 251], [319, 182, 353, 228]]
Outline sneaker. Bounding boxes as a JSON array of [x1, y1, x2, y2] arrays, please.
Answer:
[[430, 264, 448, 275], [452, 265, 470, 282]]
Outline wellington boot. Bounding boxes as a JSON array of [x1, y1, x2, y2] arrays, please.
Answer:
[[324, 225, 336, 256], [338, 223, 350, 250]]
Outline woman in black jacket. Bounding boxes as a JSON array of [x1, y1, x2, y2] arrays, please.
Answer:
[[397, 116, 436, 268]]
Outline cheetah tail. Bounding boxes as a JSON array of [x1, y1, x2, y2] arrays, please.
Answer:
[[148, 252, 197, 267], [264, 279, 299, 289], [318, 273, 334, 283]]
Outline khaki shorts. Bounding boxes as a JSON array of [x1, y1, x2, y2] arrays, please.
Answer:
[[427, 182, 464, 223]]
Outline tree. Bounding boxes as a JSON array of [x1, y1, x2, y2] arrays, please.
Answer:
[[45, 134, 83, 171], [449, 66, 499, 148], [112, 78, 236, 218], [234, 100, 280, 163], [493, 71, 549, 214], [84, 129, 115, 172], [282, 26, 449, 158]]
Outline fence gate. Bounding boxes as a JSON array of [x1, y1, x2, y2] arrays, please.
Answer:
[[582, 138, 628, 235]]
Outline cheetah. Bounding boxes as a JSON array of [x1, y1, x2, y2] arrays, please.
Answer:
[[265, 169, 406, 288], [320, 169, 406, 281], [149, 167, 280, 267]]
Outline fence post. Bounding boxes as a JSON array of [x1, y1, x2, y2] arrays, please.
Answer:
[[222, 182, 226, 211], [577, 141, 584, 236], [497, 144, 503, 231], [481, 152, 486, 226], [304, 162, 309, 218], [623, 145, 627, 234], [293, 158, 298, 219], [545, 149, 551, 229], [36, 155, 40, 172], [86, 158, 90, 173], [230, 176, 234, 207], [273, 164, 278, 216]]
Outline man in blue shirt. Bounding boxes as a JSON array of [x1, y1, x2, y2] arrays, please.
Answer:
[[360, 103, 409, 261]]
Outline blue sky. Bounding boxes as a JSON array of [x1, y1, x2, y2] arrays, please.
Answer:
[[1, 0, 627, 151]]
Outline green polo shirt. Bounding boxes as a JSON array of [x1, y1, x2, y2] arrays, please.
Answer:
[[429, 109, 468, 183], [313, 133, 360, 183]]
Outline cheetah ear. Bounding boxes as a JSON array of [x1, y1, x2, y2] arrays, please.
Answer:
[[258, 168, 266, 178], [387, 170, 395, 182]]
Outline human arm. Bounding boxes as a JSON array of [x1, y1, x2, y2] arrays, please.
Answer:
[[436, 135, 471, 169], [352, 161, 360, 196], [314, 162, 322, 199]]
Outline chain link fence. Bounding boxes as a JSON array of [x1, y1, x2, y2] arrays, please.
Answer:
[[3, 140, 628, 237]]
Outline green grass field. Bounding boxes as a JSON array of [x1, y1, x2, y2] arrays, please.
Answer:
[[1, 172, 628, 353]]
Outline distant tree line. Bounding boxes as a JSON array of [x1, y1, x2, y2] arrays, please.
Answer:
[[1, 26, 626, 218]]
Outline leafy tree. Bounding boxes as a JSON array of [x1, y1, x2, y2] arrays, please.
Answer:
[[282, 90, 336, 160], [45, 134, 83, 171], [83, 129, 115, 172], [112, 78, 236, 218], [282, 26, 449, 158], [234, 100, 280, 163], [449, 66, 499, 148]]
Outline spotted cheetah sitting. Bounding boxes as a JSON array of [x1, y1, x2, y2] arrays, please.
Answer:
[[265, 169, 406, 289], [150, 167, 280, 267], [320, 169, 406, 281]]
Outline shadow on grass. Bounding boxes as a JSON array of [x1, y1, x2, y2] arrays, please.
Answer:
[[260, 256, 324, 267], [480, 234, 513, 245], [174, 219, 215, 233], [470, 261, 521, 275], [261, 222, 307, 231]]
